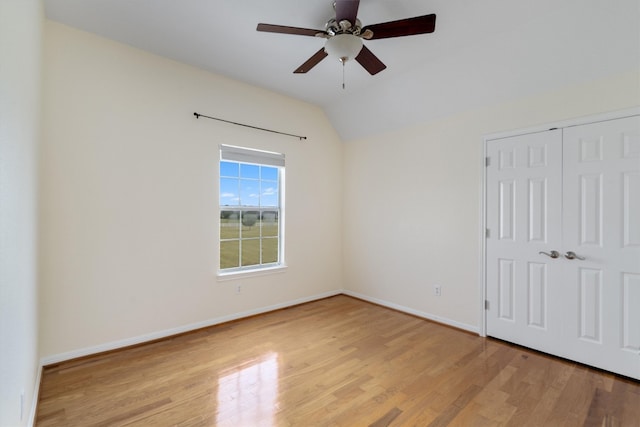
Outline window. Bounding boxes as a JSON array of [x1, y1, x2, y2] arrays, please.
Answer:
[[219, 145, 284, 272]]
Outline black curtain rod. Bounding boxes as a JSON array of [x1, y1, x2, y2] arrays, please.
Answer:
[[193, 112, 307, 141]]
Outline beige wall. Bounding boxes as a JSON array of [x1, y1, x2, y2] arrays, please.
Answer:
[[0, 1, 42, 425], [40, 22, 343, 360], [39, 14, 639, 363], [343, 71, 640, 330]]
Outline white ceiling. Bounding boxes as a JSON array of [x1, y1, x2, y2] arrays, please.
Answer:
[[44, 0, 639, 141]]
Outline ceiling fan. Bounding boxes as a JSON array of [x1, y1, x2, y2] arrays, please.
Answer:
[[256, 0, 436, 76]]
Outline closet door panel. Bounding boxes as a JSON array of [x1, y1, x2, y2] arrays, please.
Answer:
[[486, 130, 564, 353], [563, 116, 640, 379]]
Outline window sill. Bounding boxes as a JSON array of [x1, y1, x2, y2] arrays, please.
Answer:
[[216, 264, 288, 281]]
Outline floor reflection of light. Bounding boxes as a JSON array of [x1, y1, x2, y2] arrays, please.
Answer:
[[216, 352, 279, 426]]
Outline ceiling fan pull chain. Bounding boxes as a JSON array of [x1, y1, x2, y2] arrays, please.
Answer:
[[342, 59, 346, 89]]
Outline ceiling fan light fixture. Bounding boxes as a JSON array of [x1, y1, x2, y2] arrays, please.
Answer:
[[324, 34, 362, 62]]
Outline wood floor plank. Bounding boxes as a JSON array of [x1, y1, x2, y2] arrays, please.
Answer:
[[369, 406, 402, 427], [36, 295, 640, 426]]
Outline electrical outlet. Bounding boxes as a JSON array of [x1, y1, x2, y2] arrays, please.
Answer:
[[236, 284, 242, 294], [434, 285, 442, 297]]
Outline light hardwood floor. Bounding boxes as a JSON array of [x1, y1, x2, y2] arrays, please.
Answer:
[[36, 295, 640, 426]]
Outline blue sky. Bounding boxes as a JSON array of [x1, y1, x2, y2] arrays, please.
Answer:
[[220, 161, 279, 207]]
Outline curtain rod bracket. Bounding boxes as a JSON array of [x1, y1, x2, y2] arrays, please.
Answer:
[[193, 111, 306, 141]]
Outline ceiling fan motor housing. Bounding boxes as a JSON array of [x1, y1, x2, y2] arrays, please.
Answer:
[[326, 18, 359, 35], [324, 18, 373, 39]]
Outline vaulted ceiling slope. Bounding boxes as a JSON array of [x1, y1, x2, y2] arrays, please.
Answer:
[[44, 0, 639, 141]]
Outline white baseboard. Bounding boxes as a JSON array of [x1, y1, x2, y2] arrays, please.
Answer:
[[40, 290, 342, 366], [342, 290, 480, 334], [28, 364, 42, 427], [40, 289, 478, 367]]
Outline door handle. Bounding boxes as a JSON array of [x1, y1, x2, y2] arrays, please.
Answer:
[[539, 250, 560, 259], [564, 251, 586, 260]]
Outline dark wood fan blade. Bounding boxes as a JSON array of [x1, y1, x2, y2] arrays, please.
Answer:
[[294, 48, 329, 73], [257, 23, 325, 37], [335, 0, 360, 25], [355, 45, 386, 75], [362, 14, 436, 40]]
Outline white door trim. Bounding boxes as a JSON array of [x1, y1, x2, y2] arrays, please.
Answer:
[[479, 106, 640, 337]]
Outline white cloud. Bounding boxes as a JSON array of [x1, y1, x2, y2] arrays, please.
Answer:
[[262, 187, 276, 196]]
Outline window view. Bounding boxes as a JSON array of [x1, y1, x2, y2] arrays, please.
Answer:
[[219, 145, 283, 272]]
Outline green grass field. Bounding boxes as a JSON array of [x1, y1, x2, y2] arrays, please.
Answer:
[[220, 216, 278, 269]]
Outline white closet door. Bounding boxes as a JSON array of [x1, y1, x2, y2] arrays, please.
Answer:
[[562, 116, 640, 379], [486, 130, 564, 355], [486, 115, 640, 380]]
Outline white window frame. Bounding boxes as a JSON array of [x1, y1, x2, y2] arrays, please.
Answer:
[[218, 145, 285, 277]]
